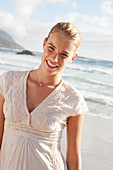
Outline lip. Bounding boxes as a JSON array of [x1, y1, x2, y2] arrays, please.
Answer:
[[46, 60, 59, 69]]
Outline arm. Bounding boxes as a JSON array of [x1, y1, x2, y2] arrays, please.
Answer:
[[66, 113, 84, 170], [0, 93, 5, 150]]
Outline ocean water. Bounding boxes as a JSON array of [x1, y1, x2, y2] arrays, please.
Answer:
[[0, 48, 113, 119]]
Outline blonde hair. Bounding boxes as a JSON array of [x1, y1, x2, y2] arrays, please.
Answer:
[[47, 22, 82, 49]]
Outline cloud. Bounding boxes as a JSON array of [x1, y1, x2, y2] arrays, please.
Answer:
[[13, 0, 42, 17], [0, 0, 113, 61], [0, 10, 52, 50], [47, 0, 66, 3], [102, 1, 113, 15], [81, 14, 110, 27], [13, 0, 66, 17], [0, 10, 28, 38], [56, 12, 79, 23], [0, 9, 53, 50], [56, 12, 110, 27], [20, 21, 52, 51], [79, 28, 113, 60], [72, 2, 77, 9]]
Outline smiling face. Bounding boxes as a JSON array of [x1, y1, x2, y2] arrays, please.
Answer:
[[40, 32, 77, 76]]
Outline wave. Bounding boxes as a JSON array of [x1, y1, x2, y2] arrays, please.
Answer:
[[0, 60, 34, 69], [0, 52, 41, 62], [66, 64, 113, 75], [86, 112, 113, 119], [77, 56, 113, 67], [0, 51, 113, 75], [82, 78, 113, 88], [81, 90, 113, 106], [0, 56, 40, 69], [63, 74, 113, 88], [0, 63, 29, 70]]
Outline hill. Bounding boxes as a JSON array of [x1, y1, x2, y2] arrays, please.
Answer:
[[0, 30, 24, 50]]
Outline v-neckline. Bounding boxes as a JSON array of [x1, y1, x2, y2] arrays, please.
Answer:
[[24, 70, 63, 115]]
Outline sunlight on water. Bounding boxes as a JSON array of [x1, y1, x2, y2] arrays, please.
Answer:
[[0, 49, 113, 119]]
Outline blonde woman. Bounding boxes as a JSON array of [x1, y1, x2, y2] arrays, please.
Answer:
[[0, 22, 87, 170]]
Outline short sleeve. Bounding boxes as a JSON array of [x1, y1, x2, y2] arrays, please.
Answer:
[[60, 81, 88, 117], [70, 91, 88, 116]]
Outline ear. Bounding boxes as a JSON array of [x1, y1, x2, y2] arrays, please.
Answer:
[[43, 38, 47, 49], [69, 53, 78, 63], [72, 53, 78, 61]]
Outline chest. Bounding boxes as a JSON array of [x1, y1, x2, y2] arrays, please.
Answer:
[[3, 74, 71, 131], [26, 81, 55, 113]]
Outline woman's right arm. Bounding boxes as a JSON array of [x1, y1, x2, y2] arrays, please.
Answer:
[[0, 93, 5, 150]]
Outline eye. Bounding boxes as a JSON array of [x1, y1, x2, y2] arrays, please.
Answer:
[[48, 46, 55, 51], [61, 53, 68, 58]]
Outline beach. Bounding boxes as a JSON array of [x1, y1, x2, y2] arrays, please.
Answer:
[[61, 114, 113, 170], [82, 114, 113, 170], [0, 49, 113, 170]]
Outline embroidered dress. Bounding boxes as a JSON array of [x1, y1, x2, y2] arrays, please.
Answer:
[[0, 70, 88, 170]]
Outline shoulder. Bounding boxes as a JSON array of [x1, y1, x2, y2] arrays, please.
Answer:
[[0, 70, 29, 95], [5, 70, 28, 76], [60, 80, 88, 116], [3, 70, 28, 80], [62, 80, 82, 99], [0, 70, 29, 86]]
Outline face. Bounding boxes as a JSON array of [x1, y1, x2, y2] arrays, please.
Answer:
[[41, 32, 77, 76]]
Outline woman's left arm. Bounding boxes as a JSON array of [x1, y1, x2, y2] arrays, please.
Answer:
[[66, 113, 84, 170]]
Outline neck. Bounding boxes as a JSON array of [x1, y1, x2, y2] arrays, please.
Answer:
[[35, 67, 62, 87]]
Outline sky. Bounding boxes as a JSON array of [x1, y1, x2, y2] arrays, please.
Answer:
[[0, 0, 113, 61]]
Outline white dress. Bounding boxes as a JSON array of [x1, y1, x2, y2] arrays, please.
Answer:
[[0, 70, 88, 170]]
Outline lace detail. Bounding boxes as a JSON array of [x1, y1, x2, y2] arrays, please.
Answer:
[[0, 70, 88, 170]]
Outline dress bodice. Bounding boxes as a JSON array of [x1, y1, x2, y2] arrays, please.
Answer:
[[1, 70, 87, 133], [0, 70, 88, 170]]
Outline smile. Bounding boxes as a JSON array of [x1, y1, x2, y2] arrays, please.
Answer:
[[46, 60, 59, 68]]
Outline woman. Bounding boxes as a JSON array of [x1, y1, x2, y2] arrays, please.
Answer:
[[0, 22, 87, 170]]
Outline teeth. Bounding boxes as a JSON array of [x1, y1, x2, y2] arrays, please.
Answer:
[[47, 60, 59, 68]]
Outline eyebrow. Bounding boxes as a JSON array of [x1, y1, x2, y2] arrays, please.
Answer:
[[48, 43, 56, 48], [61, 51, 69, 55], [48, 43, 69, 55]]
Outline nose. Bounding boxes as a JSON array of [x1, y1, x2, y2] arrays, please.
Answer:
[[52, 53, 59, 62]]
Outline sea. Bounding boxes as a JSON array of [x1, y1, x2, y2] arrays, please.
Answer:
[[0, 48, 113, 119]]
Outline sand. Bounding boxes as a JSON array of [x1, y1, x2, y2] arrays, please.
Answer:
[[61, 114, 113, 170], [81, 114, 113, 170]]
